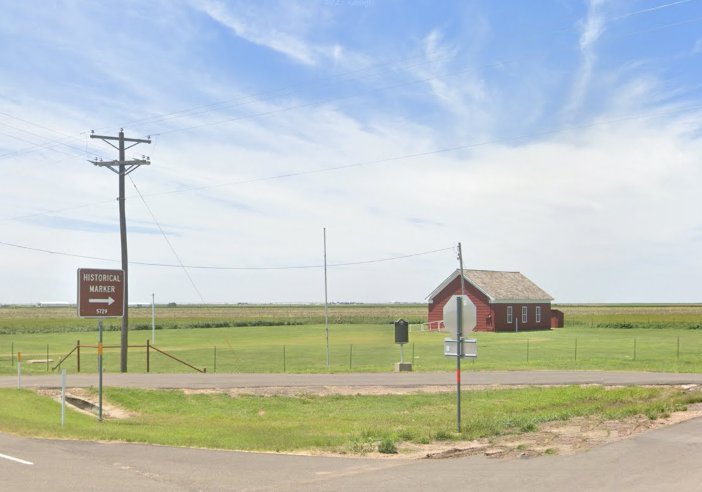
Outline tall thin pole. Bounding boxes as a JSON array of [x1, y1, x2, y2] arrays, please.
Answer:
[[458, 242, 465, 296], [98, 319, 103, 421], [118, 130, 129, 373], [456, 242, 465, 433], [151, 293, 156, 345], [323, 228, 330, 368], [89, 129, 151, 373]]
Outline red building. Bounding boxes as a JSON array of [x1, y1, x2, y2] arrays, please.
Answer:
[[427, 269, 560, 332]]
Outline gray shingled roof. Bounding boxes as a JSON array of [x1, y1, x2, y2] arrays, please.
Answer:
[[428, 269, 553, 302], [463, 270, 553, 301]]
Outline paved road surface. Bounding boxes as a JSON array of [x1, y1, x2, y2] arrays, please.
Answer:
[[4, 370, 702, 389], [2, 416, 702, 491]]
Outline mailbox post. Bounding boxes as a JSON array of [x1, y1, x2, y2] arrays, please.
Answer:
[[394, 319, 412, 372]]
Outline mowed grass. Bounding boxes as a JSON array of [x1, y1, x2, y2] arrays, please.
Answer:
[[3, 304, 702, 375], [1, 385, 699, 453], [5, 324, 702, 375]]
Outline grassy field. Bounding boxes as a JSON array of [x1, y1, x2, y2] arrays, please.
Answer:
[[1, 385, 698, 454], [0, 304, 428, 334], [2, 304, 702, 375]]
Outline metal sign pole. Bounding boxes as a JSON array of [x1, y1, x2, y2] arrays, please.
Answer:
[[98, 319, 104, 421], [323, 228, 330, 368], [456, 296, 463, 433]]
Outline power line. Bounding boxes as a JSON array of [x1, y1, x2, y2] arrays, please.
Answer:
[[0, 52, 459, 162], [113, 52, 459, 131], [1, 8, 699, 163], [140, 100, 702, 199], [0, 238, 454, 270], [4, 99, 702, 225], [79, 0, 702, 136], [149, 63, 508, 137], [129, 175, 206, 303]]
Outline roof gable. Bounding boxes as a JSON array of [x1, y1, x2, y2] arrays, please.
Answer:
[[428, 269, 554, 302]]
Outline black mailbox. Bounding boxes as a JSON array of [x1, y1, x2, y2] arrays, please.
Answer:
[[394, 319, 409, 344]]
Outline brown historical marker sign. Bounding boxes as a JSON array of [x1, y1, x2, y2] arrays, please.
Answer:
[[77, 268, 124, 318]]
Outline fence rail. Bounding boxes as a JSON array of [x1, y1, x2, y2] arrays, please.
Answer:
[[50, 339, 206, 373]]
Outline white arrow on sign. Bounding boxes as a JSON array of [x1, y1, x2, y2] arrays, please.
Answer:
[[89, 297, 115, 306]]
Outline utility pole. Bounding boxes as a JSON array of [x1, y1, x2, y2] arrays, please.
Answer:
[[89, 129, 151, 373], [323, 227, 330, 368], [458, 242, 465, 296]]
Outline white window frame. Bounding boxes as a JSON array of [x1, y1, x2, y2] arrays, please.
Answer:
[[522, 306, 528, 324], [536, 306, 542, 323], [507, 306, 513, 324]]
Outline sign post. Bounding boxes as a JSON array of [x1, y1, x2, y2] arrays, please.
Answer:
[[443, 294, 478, 433], [77, 268, 125, 421]]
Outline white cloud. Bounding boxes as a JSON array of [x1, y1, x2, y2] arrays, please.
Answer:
[[564, 0, 607, 116], [192, 0, 342, 66]]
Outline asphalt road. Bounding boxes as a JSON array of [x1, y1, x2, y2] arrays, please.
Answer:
[[4, 370, 702, 389], [2, 415, 702, 491]]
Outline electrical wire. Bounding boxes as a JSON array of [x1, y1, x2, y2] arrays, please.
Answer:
[[0, 239, 454, 271], [4, 99, 702, 224], [2, 6, 699, 162], [128, 175, 206, 303], [139, 100, 702, 199]]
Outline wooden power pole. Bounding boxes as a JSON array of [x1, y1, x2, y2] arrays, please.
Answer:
[[89, 129, 151, 372]]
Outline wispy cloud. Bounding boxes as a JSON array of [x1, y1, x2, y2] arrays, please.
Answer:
[[421, 29, 483, 108], [192, 0, 341, 66], [564, 0, 607, 115]]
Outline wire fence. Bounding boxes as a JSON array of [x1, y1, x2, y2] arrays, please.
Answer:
[[4, 333, 702, 374]]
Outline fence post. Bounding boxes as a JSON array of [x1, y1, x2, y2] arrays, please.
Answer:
[[526, 339, 530, 363], [17, 352, 22, 389], [76, 340, 81, 373], [146, 339, 150, 373], [633, 338, 637, 361], [349, 344, 353, 370], [46, 344, 49, 372], [574, 337, 578, 361]]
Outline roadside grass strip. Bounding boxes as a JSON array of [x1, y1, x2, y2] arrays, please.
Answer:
[[1, 386, 700, 455]]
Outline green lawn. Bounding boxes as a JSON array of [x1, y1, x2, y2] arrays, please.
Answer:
[[3, 304, 702, 375], [3, 323, 702, 375], [1, 385, 698, 453]]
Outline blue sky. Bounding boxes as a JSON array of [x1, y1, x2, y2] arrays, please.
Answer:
[[1, 0, 701, 304]]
